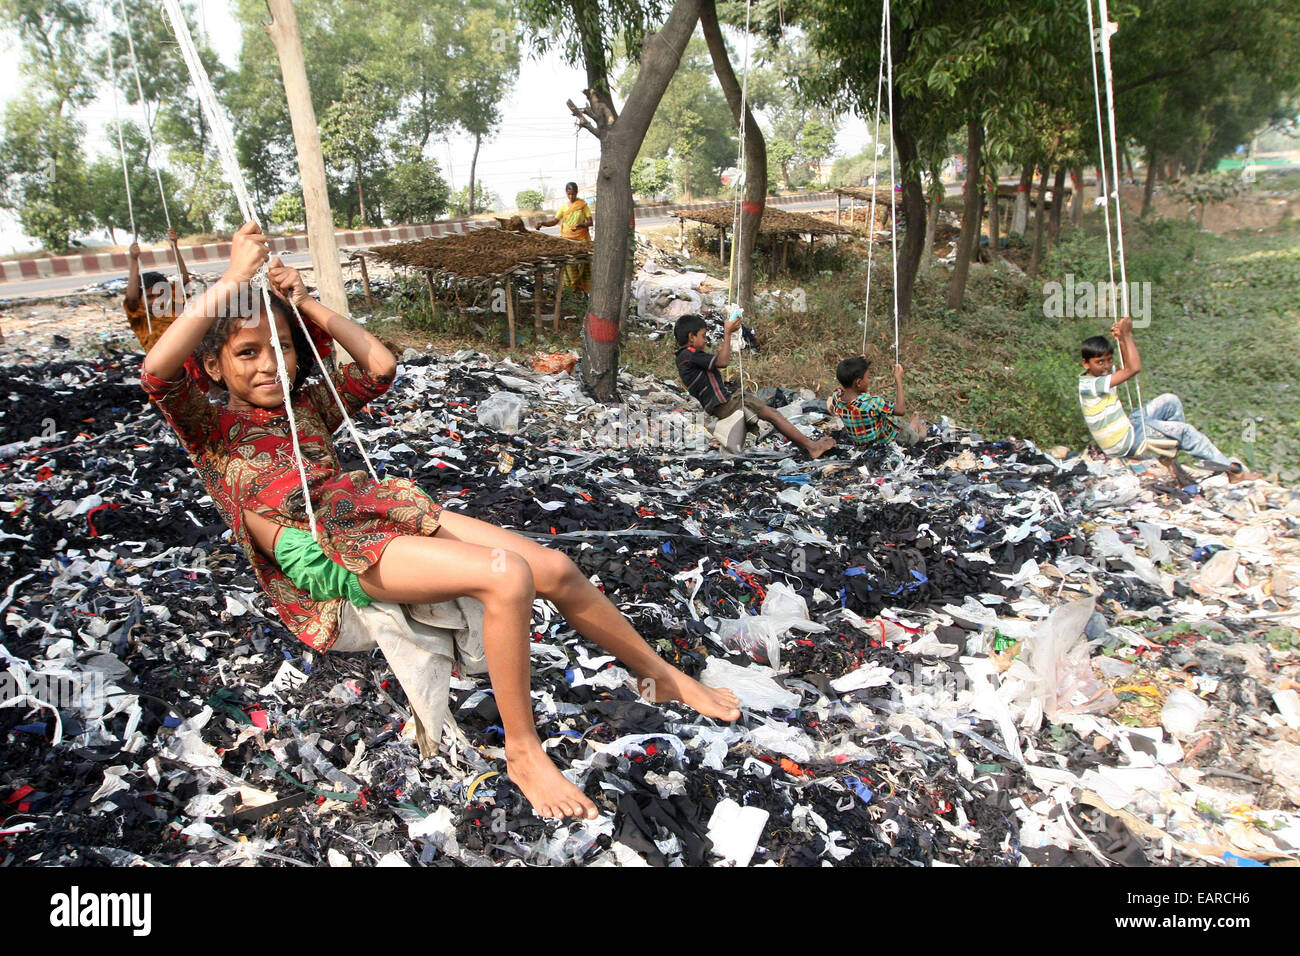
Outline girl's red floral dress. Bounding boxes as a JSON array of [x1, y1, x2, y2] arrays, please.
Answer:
[[141, 363, 443, 651]]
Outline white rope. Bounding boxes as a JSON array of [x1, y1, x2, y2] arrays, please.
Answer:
[[1084, 0, 1131, 411], [861, 7, 888, 355], [260, 287, 318, 539], [161, 0, 321, 538], [1094, 0, 1148, 443], [724, 0, 754, 404], [119, 0, 172, 233], [287, 297, 380, 483], [107, 42, 137, 240], [885, 0, 900, 369]]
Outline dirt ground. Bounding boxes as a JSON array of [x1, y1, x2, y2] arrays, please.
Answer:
[[1119, 184, 1297, 234]]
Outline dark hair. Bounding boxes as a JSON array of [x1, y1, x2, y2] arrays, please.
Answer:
[[1081, 336, 1114, 360], [565, 181, 578, 192], [196, 291, 316, 393], [836, 355, 870, 387], [674, 314, 707, 346], [141, 272, 168, 293]]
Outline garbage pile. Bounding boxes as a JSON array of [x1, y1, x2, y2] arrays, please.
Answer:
[[2, 341, 1298, 867]]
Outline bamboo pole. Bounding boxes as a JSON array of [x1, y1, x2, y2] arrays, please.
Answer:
[[553, 264, 563, 331], [505, 276, 516, 348], [534, 267, 543, 332], [357, 255, 373, 311]]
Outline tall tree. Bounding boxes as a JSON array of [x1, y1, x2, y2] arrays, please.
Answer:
[[520, 0, 701, 401], [701, 0, 766, 313]]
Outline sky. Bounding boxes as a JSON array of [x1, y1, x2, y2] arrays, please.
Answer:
[[0, 0, 868, 254]]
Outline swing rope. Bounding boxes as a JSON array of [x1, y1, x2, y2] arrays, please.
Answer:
[[723, 0, 754, 401], [860, 0, 901, 369], [160, 0, 378, 539], [860, 7, 887, 355], [1087, 0, 1147, 444], [117, 0, 184, 307], [106, 9, 146, 336], [885, 0, 900, 370]]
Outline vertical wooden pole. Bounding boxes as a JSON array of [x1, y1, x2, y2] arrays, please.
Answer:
[[264, 0, 349, 328], [553, 264, 563, 331], [718, 226, 725, 261], [357, 255, 373, 310], [505, 276, 516, 348], [534, 268, 543, 333], [836, 192, 842, 226], [425, 271, 437, 328]]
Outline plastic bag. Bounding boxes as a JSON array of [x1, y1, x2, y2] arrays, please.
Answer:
[[476, 391, 526, 433], [1013, 596, 1118, 725], [700, 657, 800, 711], [1161, 688, 1208, 737], [716, 583, 827, 668]]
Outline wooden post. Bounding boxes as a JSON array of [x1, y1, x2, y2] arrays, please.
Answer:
[[553, 264, 563, 331], [264, 0, 349, 338], [534, 268, 543, 332], [357, 255, 373, 311], [678, 217, 685, 248], [836, 192, 842, 226], [505, 276, 516, 348], [781, 235, 789, 272], [425, 271, 438, 328], [718, 226, 725, 261]]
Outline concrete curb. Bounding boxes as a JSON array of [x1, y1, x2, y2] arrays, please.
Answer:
[[0, 192, 838, 285]]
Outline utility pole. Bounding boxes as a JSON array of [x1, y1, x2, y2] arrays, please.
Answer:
[[264, 0, 351, 333]]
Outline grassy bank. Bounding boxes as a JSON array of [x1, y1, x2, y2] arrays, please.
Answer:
[[369, 207, 1300, 480]]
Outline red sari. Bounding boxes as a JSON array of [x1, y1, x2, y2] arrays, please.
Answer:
[[141, 363, 443, 651]]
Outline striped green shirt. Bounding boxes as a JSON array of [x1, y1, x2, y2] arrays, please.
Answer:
[[1078, 373, 1134, 456]]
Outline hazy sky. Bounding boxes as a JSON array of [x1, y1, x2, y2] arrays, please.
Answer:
[[0, 0, 867, 254]]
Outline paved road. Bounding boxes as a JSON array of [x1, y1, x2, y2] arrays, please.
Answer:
[[0, 194, 946, 302]]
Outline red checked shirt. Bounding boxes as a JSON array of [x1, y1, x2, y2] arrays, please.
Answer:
[[141, 363, 443, 651], [829, 388, 898, 446]]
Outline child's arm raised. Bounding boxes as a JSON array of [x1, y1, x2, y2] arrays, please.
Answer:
[[268, 259, 397, 382], [141, 222, 269, 381]]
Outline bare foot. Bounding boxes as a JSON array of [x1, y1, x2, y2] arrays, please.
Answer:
[[506, 747, 597, 820], [643, 670, 742, 722], [806, 436, 836, 460]]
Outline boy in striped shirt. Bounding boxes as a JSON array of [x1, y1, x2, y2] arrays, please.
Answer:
[[1079, 317, 1258, 481]]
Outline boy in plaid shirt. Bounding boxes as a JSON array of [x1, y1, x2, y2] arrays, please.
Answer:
[[829, 355, 926, 448]]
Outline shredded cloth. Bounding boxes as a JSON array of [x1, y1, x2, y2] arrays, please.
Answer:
[[141, 362, 443, 651]]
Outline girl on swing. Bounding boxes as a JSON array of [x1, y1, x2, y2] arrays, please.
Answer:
[[141, 222, 740, 821]]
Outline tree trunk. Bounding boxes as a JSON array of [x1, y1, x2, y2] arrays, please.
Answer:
[[1141, 150, 1158, 217], [891, 93, 926, 323], [264, 0, 350, 323], [920, 192, 940, 274], [1048, 166, 1066, 245], [574, 0, 703, 401], [701, 0, 765, 312], [1011, 163, 1032, 234], [946, 117, 983, 310], [356, 160, 367, 225], [1029, 164, 1049, 276], [468, 132, 481, 216], [1070, 166, 1084, 227], [986, 169, 999, 262]]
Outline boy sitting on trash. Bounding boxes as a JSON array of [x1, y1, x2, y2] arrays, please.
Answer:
[[828, 355, 927, 448], [1078, 316, 1259, 482], [674, 312, 834, 458]]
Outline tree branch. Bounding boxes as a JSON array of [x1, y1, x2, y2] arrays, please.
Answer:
[[565, 99, 599, 137]]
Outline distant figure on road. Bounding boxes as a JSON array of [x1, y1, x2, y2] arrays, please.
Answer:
[[538, 181, 593, 296]]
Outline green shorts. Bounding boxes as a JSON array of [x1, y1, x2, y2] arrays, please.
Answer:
[[274, 527, 373, 607]]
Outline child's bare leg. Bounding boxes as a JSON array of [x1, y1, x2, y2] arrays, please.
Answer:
[[436, 511, 740, 721], [358, 535, 597, 820], [758, 405, 835, 458]]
